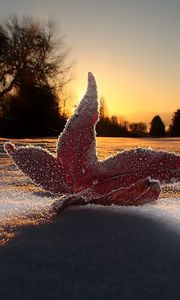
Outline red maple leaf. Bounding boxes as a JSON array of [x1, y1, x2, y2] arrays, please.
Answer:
[[4, 73, 180, 213]]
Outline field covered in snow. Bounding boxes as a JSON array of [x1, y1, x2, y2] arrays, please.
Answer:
[[0, 136, 180, 243], [0, 137, 180, 299]]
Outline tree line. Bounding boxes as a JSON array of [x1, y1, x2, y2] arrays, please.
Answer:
[[96, 107, 180, 137], [0, 16, 179, 137], [96, 97, 180, 137]]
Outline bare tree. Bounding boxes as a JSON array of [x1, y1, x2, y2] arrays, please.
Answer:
[[129, 122, 147, 135], [58, 88, 74, 118], [99, 96, 108, 118], [0, 16, 72, 98]]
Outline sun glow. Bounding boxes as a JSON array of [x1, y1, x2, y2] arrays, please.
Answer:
[[71, 63, 179, 125]]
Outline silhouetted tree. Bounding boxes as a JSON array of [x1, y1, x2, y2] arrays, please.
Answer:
[[7, 82, 66, 136], [149, 115, 165, 137], [0, 16, 72, 99], [129, 122, 147, 136], [97, 115, 128, 137], [170, 109, 180, 137], [58, 89, 74, 118], [0, 16, 72, 136], [99, 96, 108, 118]]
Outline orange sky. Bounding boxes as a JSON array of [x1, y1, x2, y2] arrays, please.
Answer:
[[71, 60, 179, 126], [1, 0, 180, 126]]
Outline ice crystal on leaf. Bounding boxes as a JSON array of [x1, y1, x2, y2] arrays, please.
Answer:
[[4, 73, 180, 213]]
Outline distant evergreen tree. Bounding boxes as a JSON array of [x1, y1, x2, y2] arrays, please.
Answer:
[[149, 115, 165, 137], [170, 109, 180, 137]]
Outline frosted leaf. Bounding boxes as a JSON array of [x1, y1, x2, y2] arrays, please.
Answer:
[[3, 73, 180, 214], [4, 142, 69, 195], [57, 72, 100, 191], [95, 148, 180, 191], [51, 194, 86, 213], [88, 177, 161, 206]]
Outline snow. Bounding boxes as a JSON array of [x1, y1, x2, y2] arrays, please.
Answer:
[[0, 189, 178, 221], [0, 136, 180, 241], [0, 137, 180, 299], [0, 188, 180, 299], [0, 189, 54, 219], [0, 186, 179, 238]]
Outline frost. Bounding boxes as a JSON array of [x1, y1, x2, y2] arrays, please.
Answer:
[[92, 179, 98, 185]]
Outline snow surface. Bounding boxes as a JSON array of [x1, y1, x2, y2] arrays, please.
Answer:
[[0, 186, 179, 245], [0, 189, 180, 299], [0, 136, 180, 242], [0, 189, 54, 219], [0, 137, 180, 299], [0, 188, 179, 222]]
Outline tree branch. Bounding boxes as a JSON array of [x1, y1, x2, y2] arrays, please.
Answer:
[[0, 75, 17, 98]]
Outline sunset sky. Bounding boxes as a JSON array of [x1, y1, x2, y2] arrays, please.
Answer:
[[1, 0, 180, 125]]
